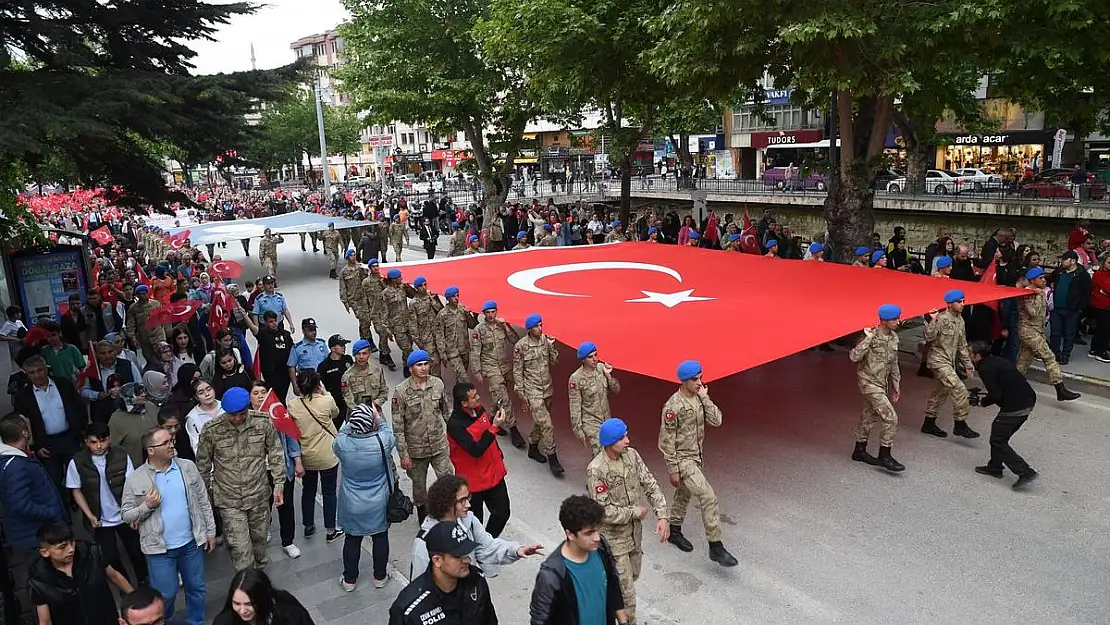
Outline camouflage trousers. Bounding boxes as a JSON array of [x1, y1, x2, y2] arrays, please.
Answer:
[[480, 366, 512, 427], [413, 336, 440, 375], [442, 353, 470, 384], [371, 312, 392, 356], [391, 242, 403, 261], [668, 459, 722, 543], [326, 249, 339, 271], [856, 385, 899, 447], [220, 503, 272, 570], [408, 451, 455, 507], [391, 329, 413, 367], [523, 393, 556, 455], [579, 420, 604, 457], [261, 257, 277, 278], [355, 312, 374, 344], [924, 363, 969, 422], [610, 524, 643, 624], [1017, 332, 1062, 384]]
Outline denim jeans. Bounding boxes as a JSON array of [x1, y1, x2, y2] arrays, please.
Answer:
[[302, 465, 338, 530], [1049, 308, 1080, 360], [147, 541, 206, 625], [342, 532, 389, 583]]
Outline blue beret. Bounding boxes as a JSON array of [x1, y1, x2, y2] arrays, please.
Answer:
[[855, 246, 871, 257], [413, 276, 426, 287], [406, 350, 430, 368], [452, 221, 460, 228], [135, 284, 149, 293], [517, 230, 528, 239], [468, 234, 479, 242], [367, 258, 379, 266], [871, 250, 885, 264], [387, 268, 401, 279], [328, 221, 334, 227], [648, 227, 658, 235], [676, 359, 702, 382], [577, 341, 597, 359], [809, 242, 824, 254], [352, 339, 372, 354], [766, 239, 778, 248], [612, 220, 621, 227], [445, 286, 459, 298], [598, 418, 628, 448], [944, 289, 965, 304], [481, 300, 497, 312], [1026, 266, 1045, 280], [221, 387, 250, 413], [543, 224, 552, 231], [878, 304, 902, 321], [935, 256, 952, 269], [524, 313, 542, 329], [344, 249, 356, 259], [688, 231, 700, 240]]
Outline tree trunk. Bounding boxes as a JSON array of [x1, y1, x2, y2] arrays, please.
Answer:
[[826, 90, 892, 261], [619, 152, 632, 224], [824, 170, 875, 261], [904, 139, 930, 195]]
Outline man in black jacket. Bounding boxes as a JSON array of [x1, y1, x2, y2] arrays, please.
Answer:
[[1048, 250, 1092, 364], [12, 354, 87, 497], [969, 341, 1038, 489], [530, 496, 627, 625], [388, 520, 498, 625]]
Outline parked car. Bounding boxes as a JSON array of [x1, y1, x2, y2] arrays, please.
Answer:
[[886, 169, 964, 195], [873, 168, 904, 189], [761, 167, 828, 191], [1017, 170, 1108, 200], [953, 168, 1004, 191], [411, 171, 445, 194]]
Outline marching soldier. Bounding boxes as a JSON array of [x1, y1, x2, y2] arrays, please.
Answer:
[[871, 250, 887, 268], [298, 231, 319, 253], [445, 222, 464, 257], [361, 259, 394, 370], [514, 230, 531, 250], [569, 341, 621, 456], [850, 304, 904, 472], [125, 284, 164, 364], [258, 228, 284, 278], [391, 350, 454, 523], [537, 224, 557, 247], [486, 213, 504, 252], [512, 313, 563, 477], [389, 215, 406, 262], [1018, 267, 1081, 401], [408, 277, 444, 375], [196, 387, 285, 571], [921, 289, 978, 438], [463, 234, 483, 254], [723, 232, 740, 251], [605, 220, 625, 243], [341, 338, 388, 413], [852, 246, 871, 267], [434, 286, 477, 383], [339, 250, 373, 341], [658, 360, 737, 567], [382, 268, 414, 377], [470, 301, 525, 449], [323, 222, 342, 279], [586, 418, 668, 625]]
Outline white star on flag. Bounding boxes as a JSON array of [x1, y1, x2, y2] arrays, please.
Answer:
[[624, 289, 715, 308]]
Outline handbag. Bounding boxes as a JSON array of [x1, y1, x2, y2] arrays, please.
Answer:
[[300, 397, 338, 439], [374, 430, 413, 523]]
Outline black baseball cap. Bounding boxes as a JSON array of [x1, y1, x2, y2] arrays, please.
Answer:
[[328, 334, 349, 348], [424, 521, 477, 557], [301, 318, 317, 329], [262, 275, 276, 284]]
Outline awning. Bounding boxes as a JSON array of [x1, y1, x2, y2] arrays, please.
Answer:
[[516, 156, 539, 164], [767, 140, 840, 149], [167, 211, 374, 245]]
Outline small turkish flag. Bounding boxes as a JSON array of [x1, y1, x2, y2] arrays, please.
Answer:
[[739, 206, 760, 255], [209, 259, 244, 280], [262, 389, 300, 440], [89, 226, 114, 246], [595, 482, 608, 495], [979, 258, 1003, 340]]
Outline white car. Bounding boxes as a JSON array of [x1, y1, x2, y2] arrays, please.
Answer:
[[953, 168, 1004, 190], [886, 169, 964, 195]]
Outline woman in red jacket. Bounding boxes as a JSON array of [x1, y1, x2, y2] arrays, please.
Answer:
[[446, 381, 511, 537], [1089, 254, 1110, 362]]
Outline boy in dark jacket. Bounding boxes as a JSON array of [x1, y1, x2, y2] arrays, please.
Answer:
[[969, 341, 1039, 489], [530, 495, 627, 625], [28, 521, 133, 625]]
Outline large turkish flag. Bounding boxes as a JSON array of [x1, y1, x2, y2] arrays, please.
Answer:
[[392, 243, 1028, 382]]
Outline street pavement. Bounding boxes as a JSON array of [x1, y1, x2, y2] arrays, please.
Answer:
[[194, 233, 1110, 625]]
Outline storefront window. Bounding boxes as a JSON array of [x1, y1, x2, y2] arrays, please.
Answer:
[[934, 143, 1044, 179]]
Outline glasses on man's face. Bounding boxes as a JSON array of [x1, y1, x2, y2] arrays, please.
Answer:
[[148, 439, 172, 450]]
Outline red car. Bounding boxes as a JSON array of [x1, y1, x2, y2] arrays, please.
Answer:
[[1018, 170, 1107, 200]]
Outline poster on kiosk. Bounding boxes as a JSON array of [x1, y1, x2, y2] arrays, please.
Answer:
[[6, 230, 91, 323]]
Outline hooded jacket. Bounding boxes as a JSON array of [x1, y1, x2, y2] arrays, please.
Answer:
[[0, 443, 65, 549]]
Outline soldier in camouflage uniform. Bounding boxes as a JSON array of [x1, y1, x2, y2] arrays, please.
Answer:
[[258, 228, 284, 278], [605, 220, 626, 243], [381, 268, 414, 377], [658, 359, 736, 567], [447, 223, 467, 257], [391, 350, 454, 522], [435, 286, 477, 384], [852, 246, 872, 267], [196, 387, 285, 571], [512, 313, 563, 477], [375, 219, 390, 265], [586, 418, 668, 625], [125, 285, 165, 363], [408, 276, 444, 375], [338, 251, 373, 341], [362, 259, 396, 370], [537, 224, 557, 247], [1018, 267, 1081, 401], [514, 230, 531, 250], [323, 222, 342, 279], [463, 234, 483, 255], [389, 215, 406, 262], [469, 301, 524, 449], [569, 341, 621, 457], [849, 304, 904, 472], [921, 289, 979, 439], [342, 339, 389, 413]]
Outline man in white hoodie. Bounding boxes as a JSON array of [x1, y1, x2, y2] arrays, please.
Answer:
[[411, 475, 543, 578]]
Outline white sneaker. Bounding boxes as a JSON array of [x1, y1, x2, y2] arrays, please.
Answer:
[[283, 544, 302, 559], [340, 577, 357, 592], [373, 577, 388, 589]]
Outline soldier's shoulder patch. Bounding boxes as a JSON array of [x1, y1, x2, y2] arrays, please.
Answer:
[[568, 381, 576, 390], [391, 396, 399, 407], [340, 381, 348, 389], [472, 331, 480, 339], [595, 481, 608, 495], [513, 346, 520, 354], [664, 410, 677, 423]]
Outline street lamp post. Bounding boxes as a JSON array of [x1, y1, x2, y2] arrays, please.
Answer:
[[314, 78, 331, 201]]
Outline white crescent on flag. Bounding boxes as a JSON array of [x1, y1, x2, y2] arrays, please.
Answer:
[[507, 261, 683, 298]]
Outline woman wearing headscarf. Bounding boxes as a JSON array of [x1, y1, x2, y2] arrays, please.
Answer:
[[142, 370, 171, 407], [108, 381, 160, 466], [143, 340, 175, 385], [334, 404, 395, 591]]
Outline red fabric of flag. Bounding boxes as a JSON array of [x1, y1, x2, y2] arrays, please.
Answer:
[[89, 226, 114, 246], [261, 389, 300, 440], [739, 206, 760, 254]]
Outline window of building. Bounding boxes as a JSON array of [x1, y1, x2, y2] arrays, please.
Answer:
[[388, 125, 396, 135], [314, 43, 326, 57], [732, 104, 811, 132], [401, 133, 409, 145]]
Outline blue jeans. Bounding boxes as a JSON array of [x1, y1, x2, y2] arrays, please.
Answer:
[[1049, 308, 1080, 360], [147, 542, 206, 625]]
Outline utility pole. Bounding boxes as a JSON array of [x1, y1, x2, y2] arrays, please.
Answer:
[[314, 77, 331, 200]]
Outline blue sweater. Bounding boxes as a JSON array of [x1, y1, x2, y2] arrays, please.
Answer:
[[0, 445, 65, 549]]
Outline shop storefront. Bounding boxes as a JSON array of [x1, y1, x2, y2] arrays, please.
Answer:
[[431, 149, 468, 174], [386, 153, 430, 176], [934, 130, 1051, 179], [752, 129, 825, 171]]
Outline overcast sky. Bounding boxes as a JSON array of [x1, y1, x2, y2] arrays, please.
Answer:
[[186, 0, 349, 75]]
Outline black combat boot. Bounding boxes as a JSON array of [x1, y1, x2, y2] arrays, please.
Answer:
[[329, 269, 337, 279], [876, 446, 905, 472], [1055, 383, 1080, 401], [509, 427, 526, 450], [708, 541, 738, 567], [921, 416, 948, 437], [416, 505, 427, 525], [851, 442, 878, 465], [527, 443, 547, 464], [952, 420, 980, 438], [548, 452, 565, 477], [667, 526, 693, 552]]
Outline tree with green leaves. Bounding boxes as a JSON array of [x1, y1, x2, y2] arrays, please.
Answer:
[[1, 0, 303, 212], [337, 0, 542, 223]]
